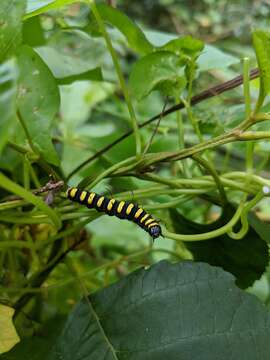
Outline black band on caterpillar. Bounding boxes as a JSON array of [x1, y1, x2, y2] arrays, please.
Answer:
[[66, 187, 162, 240]]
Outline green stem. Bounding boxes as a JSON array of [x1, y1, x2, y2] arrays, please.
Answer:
[[243, 57, 251, 118], [182, 97, 203, 143], [192, 154, 227, 206], [140, 172, 212, 190], [253, 113, 270, 122], [186, 62, 203, 142], [175, 96, 189, 177], [145, 195, 193, 210], [23, 157, 30, 190], [0, 199, 26, 211], [238, 131, 270, 140], [0, 214, 50, 224], [16, 111, 61, 180], [78, 156, 137, 189], [29, 162, 41, 188], [7, 141, 29, 154], [219, 177, 257, 194], [120, 187, 208, 199], [0, 241, 36, 249], [228, 191, 264, 239], [17, 110, 37, 155], [163, 200, 245, 241], [89, 1, 141, 157], [224, 171, 270, 187], [140, 172, 254, 194]]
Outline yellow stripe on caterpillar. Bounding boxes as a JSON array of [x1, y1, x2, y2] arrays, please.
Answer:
[[134, 208, 144, 218], [87, 192, 95, 205], [140, 214, 150, 223], [97, 196, 104, 207], [69, 188, 77, 198], [145, 218, 154, 226], [148, 222, 159, 227], [107, 199, 115, 211], [126, 203, 134, 215], [80, 191, 87, 202], [117, 201, 125, 213]]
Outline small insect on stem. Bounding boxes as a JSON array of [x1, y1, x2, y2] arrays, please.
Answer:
[[38, 179, 64, 207]]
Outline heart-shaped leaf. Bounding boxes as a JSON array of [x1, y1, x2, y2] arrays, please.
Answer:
[[16, 45, 60, 166], [170, 206, 269, 288]]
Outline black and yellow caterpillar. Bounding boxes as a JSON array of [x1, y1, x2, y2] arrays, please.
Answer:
[[66, 187, 162, 240]]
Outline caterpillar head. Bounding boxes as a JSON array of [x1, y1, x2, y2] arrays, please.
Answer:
[[149, 225, 162, 240]]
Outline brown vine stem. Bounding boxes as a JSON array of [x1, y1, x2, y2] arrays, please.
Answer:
[[2, 180, 64, 203], [67, 68, 259, 181]]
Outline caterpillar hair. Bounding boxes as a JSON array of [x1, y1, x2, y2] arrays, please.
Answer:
[[66, 187, 162, 240]]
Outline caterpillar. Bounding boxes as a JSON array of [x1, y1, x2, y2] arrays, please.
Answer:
[[66, 187, 162, 240]]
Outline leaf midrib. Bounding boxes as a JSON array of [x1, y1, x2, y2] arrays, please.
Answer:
[[85, 296, 119, 360]]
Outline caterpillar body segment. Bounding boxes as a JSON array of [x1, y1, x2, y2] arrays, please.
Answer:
[[66, 187, 162, 239]]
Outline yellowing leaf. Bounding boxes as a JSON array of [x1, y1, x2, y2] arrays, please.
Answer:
[[0, 305, 20, 354]]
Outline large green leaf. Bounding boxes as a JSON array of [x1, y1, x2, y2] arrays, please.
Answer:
[[170, 206, 269, 288], [129, 51, 186, 100], [252, 30, 270, 101], [16, 45, 60, 165], [47, 261, 270, 360], [0, 0, 26, 62], [0, 59, 18, 154]]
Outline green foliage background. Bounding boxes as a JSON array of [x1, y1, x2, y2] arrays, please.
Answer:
[[1, 0, 270, 358]]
